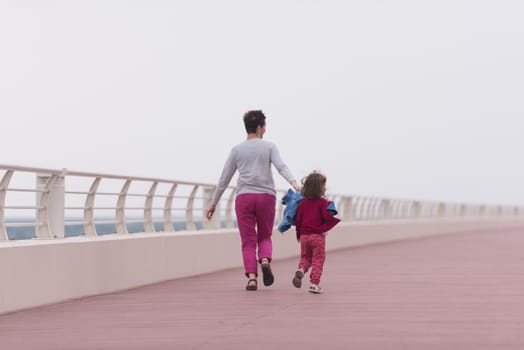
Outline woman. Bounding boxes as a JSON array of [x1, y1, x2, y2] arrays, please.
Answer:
[[206, 110, 299, 291]]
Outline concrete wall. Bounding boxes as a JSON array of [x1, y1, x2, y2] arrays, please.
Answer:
[[1, 217, 523, 315]]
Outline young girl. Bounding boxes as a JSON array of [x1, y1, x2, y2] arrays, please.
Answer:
[[292, 171, 340, 294]]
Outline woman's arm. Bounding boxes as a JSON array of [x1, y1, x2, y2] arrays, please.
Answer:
[[207, 149, 237, 219], [270, 143, 297, 190]]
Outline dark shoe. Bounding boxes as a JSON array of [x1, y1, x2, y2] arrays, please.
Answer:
[[261, 263, 274, 286], [246, 278, 257, 291], [292, 270, 304, 288]]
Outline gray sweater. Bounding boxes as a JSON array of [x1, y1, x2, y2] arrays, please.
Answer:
[[211, 138, 295, 205]]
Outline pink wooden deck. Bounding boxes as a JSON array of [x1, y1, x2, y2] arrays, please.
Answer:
[[1, 226, 524, 349]]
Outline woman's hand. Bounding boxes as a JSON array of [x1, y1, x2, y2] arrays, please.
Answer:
[[291, 180, 300, 192], [206, 204, 216, 220]]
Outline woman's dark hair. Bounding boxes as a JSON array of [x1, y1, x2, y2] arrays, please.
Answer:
[[301, 171, 327, 199], [243, 110, 266, 134]]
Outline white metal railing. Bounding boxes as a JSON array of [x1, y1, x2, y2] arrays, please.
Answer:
[[1, 164, 523, 241], [0, 164, 237, 240]]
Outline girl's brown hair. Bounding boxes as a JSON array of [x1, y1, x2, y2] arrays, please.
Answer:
[[301, 171, 327, 199]]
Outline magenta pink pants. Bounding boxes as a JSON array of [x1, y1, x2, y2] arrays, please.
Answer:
[[235, 193, 276, 277], [298, 234, 326, 285]]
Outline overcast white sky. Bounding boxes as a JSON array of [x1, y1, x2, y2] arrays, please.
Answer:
[[1, 0, 523, 206]]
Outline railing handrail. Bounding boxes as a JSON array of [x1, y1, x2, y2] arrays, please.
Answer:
[[0, 163, 213, 187], [1, 163, 523, 241]]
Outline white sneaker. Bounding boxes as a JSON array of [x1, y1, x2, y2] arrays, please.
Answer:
[[308, 284, 323, 294]]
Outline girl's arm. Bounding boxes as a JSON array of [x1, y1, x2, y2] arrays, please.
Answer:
[[318, 201, 341, 233]]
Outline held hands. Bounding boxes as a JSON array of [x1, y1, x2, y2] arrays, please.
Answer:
[[291, 180, 300, 192]]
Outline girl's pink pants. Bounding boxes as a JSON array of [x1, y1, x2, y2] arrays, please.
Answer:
[[298, 234, 326, 285]]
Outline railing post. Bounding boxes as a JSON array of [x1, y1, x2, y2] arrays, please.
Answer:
[[479, 205, 486, 217], [163, 184, 177, 232], [412, 201, 421, 218], [186, 185, 198, 231], [36, 173, 65, 239], [437, 203, 446, 217], [459, 204, 466, 217], [382, 199, 392, 219], [362, 198, 370, 219], [84, 177, 100, 236], [391, 200, 400, 218], [0, 170, 14, 240], [342, 196, 353, 221], [144, 182, 158, 233], [374, 198, 382, 219], [116, 180, 131, 234], [353, 197, 362, 220], [336, 196, 346, 220], [374, 198, 383, 219], [359, 197, 367, 219], [400, 200, 410, 218], [369, 198, 379, 219], [391, 200, 399, 218]]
